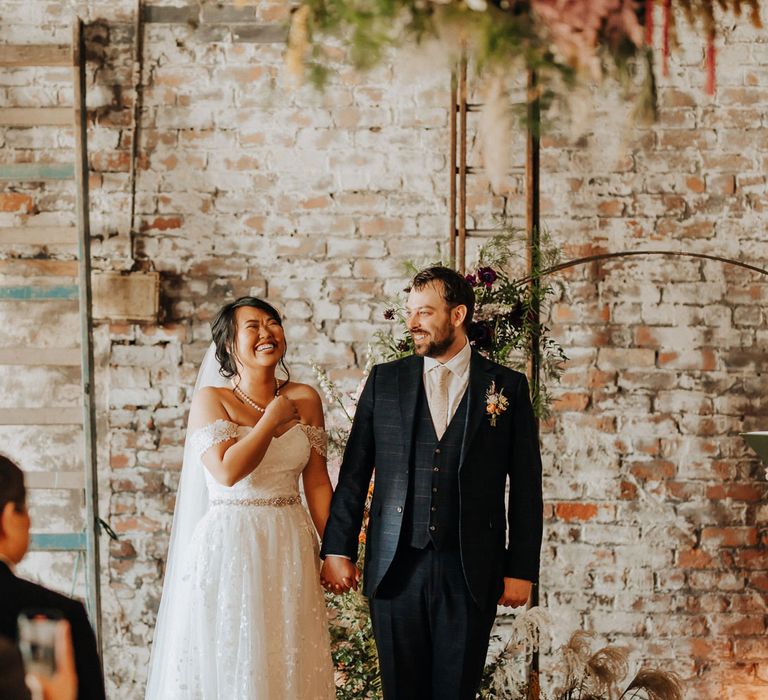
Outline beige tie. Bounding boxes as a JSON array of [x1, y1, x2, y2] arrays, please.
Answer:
[[431, 365, 451, 439]]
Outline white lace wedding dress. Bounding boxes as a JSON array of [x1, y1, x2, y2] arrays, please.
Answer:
[[152, 419, 336, 699]]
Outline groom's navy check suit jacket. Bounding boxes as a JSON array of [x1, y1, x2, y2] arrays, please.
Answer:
[[321, 350, 543, 607]]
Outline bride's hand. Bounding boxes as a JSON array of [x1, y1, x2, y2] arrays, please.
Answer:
[[264, 395, 300, 433]]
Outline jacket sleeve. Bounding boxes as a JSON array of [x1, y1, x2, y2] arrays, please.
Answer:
[[320, 365, 377, 561], [504, 373, 543, 582], [69, 601, 106, 700]]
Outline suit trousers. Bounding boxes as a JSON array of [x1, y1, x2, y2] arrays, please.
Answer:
[[369, 544, 497, 700]]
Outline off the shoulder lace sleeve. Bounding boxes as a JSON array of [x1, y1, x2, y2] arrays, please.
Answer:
[[300, 424, 328, 458], [189, 419, 240, 458]]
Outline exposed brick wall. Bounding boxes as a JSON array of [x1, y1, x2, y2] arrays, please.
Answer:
[[1, 3, 767, 698], [532, 22, 768, 697]]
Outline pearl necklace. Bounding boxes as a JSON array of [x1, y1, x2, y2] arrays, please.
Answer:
[[233, 379, 280, 414]]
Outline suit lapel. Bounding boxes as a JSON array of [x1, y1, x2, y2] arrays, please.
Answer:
[[398, 354, 423, 460], [460, 351, 496, 468]]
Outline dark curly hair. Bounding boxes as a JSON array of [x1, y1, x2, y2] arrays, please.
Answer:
[[210, 297, 290, 384], [411, 266, 475, 331], [0, 454, 25, 515]]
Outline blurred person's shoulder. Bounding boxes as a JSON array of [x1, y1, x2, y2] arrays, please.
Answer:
[[3, 568, 88, 622]]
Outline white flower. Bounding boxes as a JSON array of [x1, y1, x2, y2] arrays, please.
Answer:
[[475, 302, 515, 321], [466, 0, 487, 10], [509, 606, 552, 663], [312, 363, 341, 405]]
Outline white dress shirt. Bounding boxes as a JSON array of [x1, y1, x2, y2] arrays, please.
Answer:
[[422, 338, 471, 429]]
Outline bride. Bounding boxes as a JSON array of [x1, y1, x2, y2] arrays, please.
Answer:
[[145, 297, 336, 699]]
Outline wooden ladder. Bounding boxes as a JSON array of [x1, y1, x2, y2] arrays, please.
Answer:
[[0, 20, 102, 650], [448, 61, 542, 697]]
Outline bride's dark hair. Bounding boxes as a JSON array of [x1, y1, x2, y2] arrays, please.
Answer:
[[210, 296, 291, 384]]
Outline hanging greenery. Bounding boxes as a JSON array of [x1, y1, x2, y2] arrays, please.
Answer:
[[287, 0, 763, 115]]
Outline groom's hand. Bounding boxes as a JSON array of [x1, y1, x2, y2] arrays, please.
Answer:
[[320, 556, 360, 594], [498, 577, 532, 608]]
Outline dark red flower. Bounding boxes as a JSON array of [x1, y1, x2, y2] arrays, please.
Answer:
[[384, 308, 395, 320], [465, 273, 478, 287], [396, 338, 411, 353], [477, 267, 497, 287]]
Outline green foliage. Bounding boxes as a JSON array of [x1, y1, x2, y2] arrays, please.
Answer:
[[327, 572, 382, 699], [326, 490, 383, 698], [302, 0, 573, 79], [297, 0, 652, 120], [374, 229, 567, 418]]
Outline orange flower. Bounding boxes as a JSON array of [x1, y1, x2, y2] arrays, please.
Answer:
[[485, 381, 509, 427]]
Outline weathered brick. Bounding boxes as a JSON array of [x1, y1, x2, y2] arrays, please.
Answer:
[[142, 5, 198, 24], [231, 24, 288, 43], [596, 348, 656, 369], [4, 4, 767, 699], [701, 527, 759, 548], [0, 192, 34, 212]]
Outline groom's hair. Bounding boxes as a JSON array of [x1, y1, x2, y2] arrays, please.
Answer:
[[412, 266, 474, 330], [211, 297, 290, 381], [0, 455, 26, 514]]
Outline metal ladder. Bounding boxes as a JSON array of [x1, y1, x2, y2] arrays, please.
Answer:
[[0, 19, 102, 650]]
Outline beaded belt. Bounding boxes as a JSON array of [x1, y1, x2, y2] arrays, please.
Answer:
[[209, 494, 301, 508]]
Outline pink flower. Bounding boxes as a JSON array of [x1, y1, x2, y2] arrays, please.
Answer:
[[531, 0, 643, 80]]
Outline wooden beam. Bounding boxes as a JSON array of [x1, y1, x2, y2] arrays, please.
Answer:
[[526, 67, 541, 400], [0, 108, 73, 127], [0, 259, 79, 276], [0, 286, 79, 301], [26, 471, 85, 489], [29, 533, 87, 551], [525, 67, 542, 700], [0, 45, 71, 67], [0, 407, 82, 425], [74, 17, 103, 650], [457, 54, 467, 275], [0, 347, 81, 366], [0, 163, 75, 181], [0, 227, 78, 245], [449, 69, 457, 269]]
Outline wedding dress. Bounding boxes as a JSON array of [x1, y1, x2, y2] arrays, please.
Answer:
[[145, 346, 336, 699]]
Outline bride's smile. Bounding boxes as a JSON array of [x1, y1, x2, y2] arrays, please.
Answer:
[[230, 306, 287, 372]]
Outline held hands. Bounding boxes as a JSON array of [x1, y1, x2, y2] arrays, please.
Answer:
[[498, 577, 532, 608], [264, 395, 300, 435], [320, 556, 360, 595]]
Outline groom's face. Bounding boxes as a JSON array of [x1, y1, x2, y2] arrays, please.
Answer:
[[406, 282, 464, 359]]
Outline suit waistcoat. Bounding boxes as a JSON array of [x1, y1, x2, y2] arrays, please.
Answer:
[[402, 381, 468, 550]]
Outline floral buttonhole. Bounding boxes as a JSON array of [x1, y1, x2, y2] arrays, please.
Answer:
[[485, 381, 509, 427]]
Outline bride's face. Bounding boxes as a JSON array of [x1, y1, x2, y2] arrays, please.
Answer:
[[231, 306, 286, 373]]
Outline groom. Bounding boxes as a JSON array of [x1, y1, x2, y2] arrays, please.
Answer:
[[321, 266, 543, 700]]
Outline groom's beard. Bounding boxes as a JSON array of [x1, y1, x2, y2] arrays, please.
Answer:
[[412, 326, 456, 358]]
